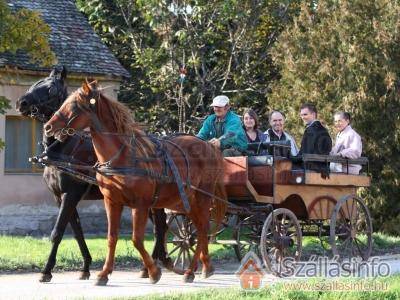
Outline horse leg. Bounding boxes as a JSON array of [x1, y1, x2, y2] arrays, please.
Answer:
[[139, 208, 171, 278], [132, 208, 162, 284], [69, 208, 92, 280], [151, 208, 173, 269], [200, 181, 227, 279], [183, 195, 213, 283], [40, 193, 79, 282], [96, 199, 123, 286]]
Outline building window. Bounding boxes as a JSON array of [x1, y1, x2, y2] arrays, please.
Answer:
[[5, 116, 43, 173]]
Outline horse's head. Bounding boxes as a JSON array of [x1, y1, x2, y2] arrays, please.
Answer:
[[16, 66, 68, 122], [44, 79, 100, 142]]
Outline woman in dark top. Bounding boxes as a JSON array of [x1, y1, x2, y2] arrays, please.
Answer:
[[243, 109, 266, 154]]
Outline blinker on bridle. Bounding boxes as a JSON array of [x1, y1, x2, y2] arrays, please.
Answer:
[[51, 89, 101, 137]]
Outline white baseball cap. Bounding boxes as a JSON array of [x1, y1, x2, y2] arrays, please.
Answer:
[[210, 95, 229, 107]]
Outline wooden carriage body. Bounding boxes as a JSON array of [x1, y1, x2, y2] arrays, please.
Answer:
[[223, 155, 370, 220]]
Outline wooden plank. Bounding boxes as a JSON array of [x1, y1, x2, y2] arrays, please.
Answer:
[[246, 180, 273, 203], [223, 156, 248, 186], [248, 165, 273, 196], [304, 172, 370, 187], [303, 154, 368, 165], [274, 185, 356, 219]]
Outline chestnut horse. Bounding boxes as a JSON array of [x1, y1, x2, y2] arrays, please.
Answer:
[[44, 80, 227, 285]]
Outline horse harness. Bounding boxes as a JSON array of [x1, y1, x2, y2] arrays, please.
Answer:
[[47, 97, 193, 212]]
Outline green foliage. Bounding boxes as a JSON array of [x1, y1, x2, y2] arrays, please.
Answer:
[[0, 0, 56, 66], [76, 0, 302, 132], [269, 0, 400, 234], [0, 0, 55, 150]]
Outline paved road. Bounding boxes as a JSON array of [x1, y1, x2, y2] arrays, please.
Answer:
[[1, 257, 399, 300], [0, 265, 270, 300]]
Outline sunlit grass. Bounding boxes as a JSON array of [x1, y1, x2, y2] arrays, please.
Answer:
[[0, 231, 398, 272], [0, 233, 235, 272], [126, 274, 400, 300]]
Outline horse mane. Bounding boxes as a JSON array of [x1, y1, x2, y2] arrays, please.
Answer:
[[66, 88, 155, 155], [97, 93, 155, 155], [98, 93, 137, 135]]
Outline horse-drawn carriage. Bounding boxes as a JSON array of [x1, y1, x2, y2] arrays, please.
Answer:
[[19, 69, 372, 283], [166, 144, 372, 276]]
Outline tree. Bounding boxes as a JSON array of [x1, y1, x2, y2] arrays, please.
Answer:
[[0, 0, 55, 65], [269, 0, 400, 234], [77, 0, 302, 132], [0, 0, 56, 149]]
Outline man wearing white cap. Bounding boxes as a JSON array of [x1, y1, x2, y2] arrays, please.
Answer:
[[197, 95, 247, 156]]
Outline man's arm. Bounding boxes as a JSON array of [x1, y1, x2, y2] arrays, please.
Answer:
[[196, 117, 211, 141], [220, 116, 247, 151]]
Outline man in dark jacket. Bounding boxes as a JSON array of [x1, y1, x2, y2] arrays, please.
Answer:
[[294, 103, 332, 172]]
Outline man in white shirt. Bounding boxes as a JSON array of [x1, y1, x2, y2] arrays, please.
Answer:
[[330, 112, 362, 174]]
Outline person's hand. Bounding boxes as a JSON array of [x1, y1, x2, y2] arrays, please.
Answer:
[[209, 138, 221, 149]]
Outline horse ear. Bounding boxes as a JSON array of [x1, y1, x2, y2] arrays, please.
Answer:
[[86, 77, 98, 91], [49, 67, 57, 78], [60, 66, 67, 81], [82, 81, 91, 95]]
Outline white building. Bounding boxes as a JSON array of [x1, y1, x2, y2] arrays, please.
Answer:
[[0, 0, 131, 235]]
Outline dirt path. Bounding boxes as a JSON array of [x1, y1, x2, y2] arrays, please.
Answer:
[[1, 256, 399, 300]]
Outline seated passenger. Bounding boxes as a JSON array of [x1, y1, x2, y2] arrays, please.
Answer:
[[243, 109, 267, 155], [264, 110, 298, 157], [196, 95, 247, 157], [293, 103, 332, 172], [330, 112, 362, 174]]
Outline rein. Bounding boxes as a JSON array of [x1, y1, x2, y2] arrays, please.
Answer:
[[48, 99, 194, 212]]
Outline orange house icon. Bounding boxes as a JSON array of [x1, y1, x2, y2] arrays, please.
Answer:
[[235, 251, 265, 289]]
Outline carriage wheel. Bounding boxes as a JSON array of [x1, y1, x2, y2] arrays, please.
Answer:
[[166, 214, 196, 274], [308, 196, 338, 251], [208, 213, 234, 243], [330, 195, 372, 261], [260, 208, 302, 277], [233, 214, 263, 261]]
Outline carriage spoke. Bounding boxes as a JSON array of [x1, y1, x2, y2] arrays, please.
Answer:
[[174, 247, 184, 267], [181, 247, 187, 270], [168, 244, 181, 256], [354, 238, 366, 259]]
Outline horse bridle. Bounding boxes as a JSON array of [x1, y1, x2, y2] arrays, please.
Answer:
[[52, 96, 100, 138], [30, 78, 66, 122]]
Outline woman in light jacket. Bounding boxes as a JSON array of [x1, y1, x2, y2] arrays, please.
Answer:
[[330, 112, 362, 174]]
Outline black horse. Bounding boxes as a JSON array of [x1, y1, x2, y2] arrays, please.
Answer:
[[16, 67, 172, 282]]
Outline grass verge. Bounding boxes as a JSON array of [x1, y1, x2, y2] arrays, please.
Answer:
[[0, 232, 398, 272], [130, 274, 400, 300]]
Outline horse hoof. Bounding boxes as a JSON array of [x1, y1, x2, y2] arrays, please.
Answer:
[[138, 268, 149, 278], [39, 273, 52, 283], [95, 276, 108, 286], [79, 271, 90, 280], [202, 265, 215, 279], [183, 272, 195, 283], [149, 267, 162, 284]]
